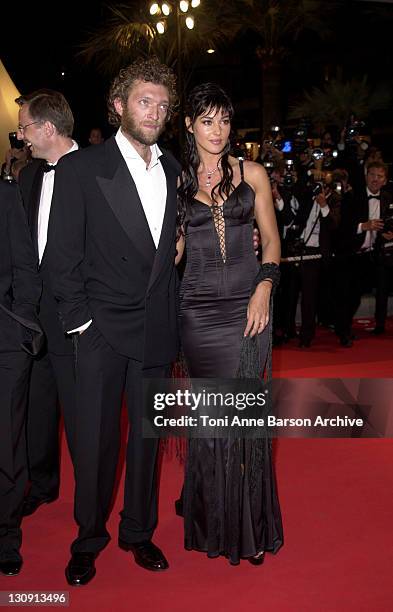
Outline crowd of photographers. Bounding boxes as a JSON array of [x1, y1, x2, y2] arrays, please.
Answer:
[[2, 117, 392, 349], [253, 119, 393, 348]]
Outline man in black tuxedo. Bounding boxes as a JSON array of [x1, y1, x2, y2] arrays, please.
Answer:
[[335, 162, 393, 345], [47, 58, 179, 585], [16, 90, 77, 516], [0, 181, 42, 576]]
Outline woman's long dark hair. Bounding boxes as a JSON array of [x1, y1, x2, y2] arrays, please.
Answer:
[[177, 83, 235, 235]]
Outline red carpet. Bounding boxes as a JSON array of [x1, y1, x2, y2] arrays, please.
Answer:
[[1, 320, 392, 611], [273, 317, 393, 377]]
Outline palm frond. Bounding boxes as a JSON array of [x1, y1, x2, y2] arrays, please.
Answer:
[[289, 76, 392, 126], [78, 0, 244, 78]]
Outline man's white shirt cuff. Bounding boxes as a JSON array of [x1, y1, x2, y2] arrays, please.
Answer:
[[67, 320, 92, 334]]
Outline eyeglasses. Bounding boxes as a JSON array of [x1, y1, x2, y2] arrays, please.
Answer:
[[17, 121, 41, 133]]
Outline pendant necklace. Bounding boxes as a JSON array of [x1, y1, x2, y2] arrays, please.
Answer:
[[205, 165, 219, 188]]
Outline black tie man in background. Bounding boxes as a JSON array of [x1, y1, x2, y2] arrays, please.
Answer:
[[16, 90, 77, 516], [335, 161, 393, 345]]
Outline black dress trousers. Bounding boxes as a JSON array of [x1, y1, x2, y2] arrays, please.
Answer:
[[26, 351, 75, 501], [70, 322, 169, 554], [0, 352, 31, 559]]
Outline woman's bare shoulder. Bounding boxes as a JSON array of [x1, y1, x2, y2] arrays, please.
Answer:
[[242, 160, 269, 189]]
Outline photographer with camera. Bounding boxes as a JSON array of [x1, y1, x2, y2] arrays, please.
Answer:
[[337, 117, 371, 191], [1, 132, 31, 183], [335, 161, 393, 344], [316, 170, 349, 328], [268, 161, 298, 232], [281, 176, 339, 347], [295, 147, 315, 188], [257, 126, 285, 165], [266, 160, 300, 343]]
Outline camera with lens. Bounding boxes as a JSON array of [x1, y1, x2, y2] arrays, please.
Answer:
[[283, 159, 295, 188], [263, 125, 284, 152], [293, 118, 311, 154], [9, 132, 24, 150], [346, 121, 365, 141], [263, 161, 275, 183], [283, 174, 294, 188], [311, 148, 324, 162], [332, 181, 343, 195], [344, 117, 368, 152], [383, 214, 393, 234]]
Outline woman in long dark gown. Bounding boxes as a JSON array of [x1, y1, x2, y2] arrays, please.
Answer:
[[176, 83, 283, 565]]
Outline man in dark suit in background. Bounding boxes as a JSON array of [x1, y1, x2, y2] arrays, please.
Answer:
[[335, 162, 393, 345], [47, 58, 179, 586], [0, 181, 42, 576], [16, 90, 77, 515]]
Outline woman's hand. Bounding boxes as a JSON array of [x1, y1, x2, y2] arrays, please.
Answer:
[[244, 281, 272, 337]]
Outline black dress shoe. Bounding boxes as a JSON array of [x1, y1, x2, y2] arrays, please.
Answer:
[[371, 326, 385, 335], [119, 539, 169, 571], [248, 551, 265, 566], [0, 558, 22, 576], [283, 330, 298, 342], [65, 553, 96, 586], [339, 336, 353, 348], [175, 498, 183, 517], [298, 339, 311, 348], [22, 494, 58, 517]]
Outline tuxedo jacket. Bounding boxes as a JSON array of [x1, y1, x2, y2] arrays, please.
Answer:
[[338, 188, 393, 255], [46, 136, 180, 368], [18, 159, 73, 355], [0, 180, 42, 353]]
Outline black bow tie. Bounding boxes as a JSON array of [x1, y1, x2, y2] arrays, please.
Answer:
[[368, 194, 380, 201], [42, 163, 56, 173]]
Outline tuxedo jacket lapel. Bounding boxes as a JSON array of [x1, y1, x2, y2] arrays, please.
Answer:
[[357, 191, 368, 225], [381, 192, 393, 218], [96, 138, 156, 265], [28, 164, 45, 260]]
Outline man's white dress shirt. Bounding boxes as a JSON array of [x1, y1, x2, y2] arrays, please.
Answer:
[[302, 200, 330, 248], [115, 128, 167, 248], [37, 141, 78, 263], [357, 188, 380, 251]]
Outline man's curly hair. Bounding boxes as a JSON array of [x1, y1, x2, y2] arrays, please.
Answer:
[[108, 57, 177, 127]]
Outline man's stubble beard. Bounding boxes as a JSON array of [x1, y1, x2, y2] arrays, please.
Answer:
[[121, 107, 165, 146]]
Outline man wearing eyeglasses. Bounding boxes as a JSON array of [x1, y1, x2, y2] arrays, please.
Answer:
[[16, 90, 77, 518]]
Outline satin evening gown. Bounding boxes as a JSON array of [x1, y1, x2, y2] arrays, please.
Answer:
[[179, 161, 283, 564]]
